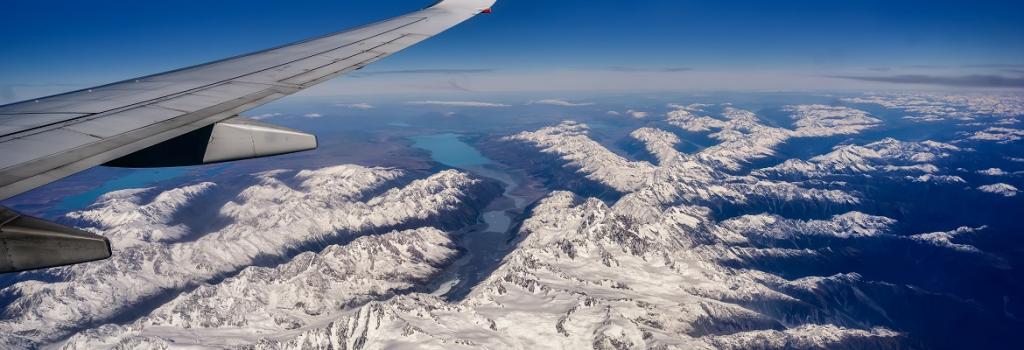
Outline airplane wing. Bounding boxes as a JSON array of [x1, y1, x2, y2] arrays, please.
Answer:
[[0, 0, 496, 273]]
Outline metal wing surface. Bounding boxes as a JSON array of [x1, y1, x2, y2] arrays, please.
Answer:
[[0, 0, 496, 273]]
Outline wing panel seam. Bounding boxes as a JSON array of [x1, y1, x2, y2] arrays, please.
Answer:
[[0, 16, 429, 141]]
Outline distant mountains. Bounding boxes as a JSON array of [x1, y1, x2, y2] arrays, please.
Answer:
[[1, 94, 1022, 349]]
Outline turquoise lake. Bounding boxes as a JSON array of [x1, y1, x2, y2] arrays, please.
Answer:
[[51, 168, 189, 215], [409, 133, 492, 168]]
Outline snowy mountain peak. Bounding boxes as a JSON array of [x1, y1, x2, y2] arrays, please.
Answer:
[[978, 183, 1019, 197], [0, 165, 497, 347]]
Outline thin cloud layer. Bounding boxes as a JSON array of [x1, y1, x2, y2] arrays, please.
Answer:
[[627, 110, 649, 119], [830, 74, 1024, 88], [335, 103, 375, 109], [311, 69, 932, 95], [250, 113, 283, 120], [605, 66, 693, 73], [354, 69, 495, 77], [405, 100, 512, 108], [528, 99, 594, 107]]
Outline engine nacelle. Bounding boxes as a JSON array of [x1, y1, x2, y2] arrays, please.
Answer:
[[106, 116, 317, 167], [0, 207, 111, 273]]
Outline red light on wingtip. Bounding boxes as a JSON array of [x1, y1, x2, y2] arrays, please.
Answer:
[[481, 8, 493, 14]]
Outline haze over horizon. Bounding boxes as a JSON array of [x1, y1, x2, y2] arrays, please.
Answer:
[[2, 0, 1022, 103]]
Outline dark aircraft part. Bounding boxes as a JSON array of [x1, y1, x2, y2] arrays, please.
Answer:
[[106, 116, 317, 168], [0, 207, 112, 273]]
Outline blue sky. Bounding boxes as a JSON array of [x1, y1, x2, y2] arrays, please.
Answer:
[[2, 0, 1023, 101]]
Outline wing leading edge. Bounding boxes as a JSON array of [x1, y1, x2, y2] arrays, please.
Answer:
[[0, 0, 496, 273]]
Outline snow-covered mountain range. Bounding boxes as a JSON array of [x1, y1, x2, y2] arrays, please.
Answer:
[[0, 166, 500, 348], [0, 97, 1020, 349]]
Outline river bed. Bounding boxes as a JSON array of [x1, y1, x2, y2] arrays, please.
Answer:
[[410, 133, 541, 299]]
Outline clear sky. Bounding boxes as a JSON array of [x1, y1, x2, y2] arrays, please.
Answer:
[[2, 0, 1023, 101]]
